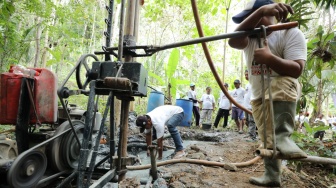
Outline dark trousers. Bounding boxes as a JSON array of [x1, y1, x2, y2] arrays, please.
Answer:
[[214, 108, 230, 128], [192, 106, 200, 126]]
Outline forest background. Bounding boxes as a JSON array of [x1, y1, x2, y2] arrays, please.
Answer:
[[0, 0, 336, 119]]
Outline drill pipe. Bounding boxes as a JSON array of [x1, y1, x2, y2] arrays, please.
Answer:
[[148, 145, 158, 181]]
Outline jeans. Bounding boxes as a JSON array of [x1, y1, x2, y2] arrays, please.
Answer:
[[200, 109, 213, 124], [246, 112, 257, 139], [213, 108, 230, 128], [166, 112, 184, 151], [192, 106, 200, 126]]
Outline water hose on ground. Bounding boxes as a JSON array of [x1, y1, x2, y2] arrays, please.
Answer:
[[126, 156, 261, 170], [256, 149, 336, 165]]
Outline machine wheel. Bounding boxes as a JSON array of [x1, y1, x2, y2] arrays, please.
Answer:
[[61, 123, 84, 169], [75, 54, 98, 90], [7, 150, 47, 188], [49, 120, 85, 172]]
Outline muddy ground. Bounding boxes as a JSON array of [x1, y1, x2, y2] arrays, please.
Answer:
[[116, 116, 336, 188]]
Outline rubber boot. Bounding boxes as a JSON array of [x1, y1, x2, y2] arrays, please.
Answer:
[[249, 158, 281, 187], [273, 101, 307, 159]]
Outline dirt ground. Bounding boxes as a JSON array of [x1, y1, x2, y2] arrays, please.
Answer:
[[120, 125, 336, 188]]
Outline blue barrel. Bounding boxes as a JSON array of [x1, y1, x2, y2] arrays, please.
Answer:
[[176, 99, 193, 127], [147, 91, 164, 112]]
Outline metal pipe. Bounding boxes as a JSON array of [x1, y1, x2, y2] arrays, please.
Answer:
[[77, 81, 96, 187], [118, 99, 131, 181], [256, 149, 336, 165], [124, 0, 135, 36], [148, 145, 158, 181], [110, 92, 116, 163], [117, 0, 126, 62], [148, 22, 299, 54], [95, 154, 110, 169], [105, 0, 114, 61], [89, 169, 116, 188], [86, 92, 113, 185]]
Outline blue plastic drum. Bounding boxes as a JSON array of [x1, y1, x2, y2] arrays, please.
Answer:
[[176, 99, 193, 127], [147, 91, 164, 112]]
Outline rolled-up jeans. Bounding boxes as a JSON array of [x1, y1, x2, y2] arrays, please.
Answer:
[[251, 76, 299, 148], [166, 112, 184, 151]]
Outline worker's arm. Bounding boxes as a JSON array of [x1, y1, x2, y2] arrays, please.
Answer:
[[254, 40, 305, 78], [157, 137, 163, 160], [228, 3, 294, 49]]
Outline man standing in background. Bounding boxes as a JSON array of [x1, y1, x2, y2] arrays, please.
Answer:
[[243, 70, 257, 142], [231, 79, 245, 134], [187, 83, 200, 127], [199, 87, 216, 125], [213, 83, 232, 129]]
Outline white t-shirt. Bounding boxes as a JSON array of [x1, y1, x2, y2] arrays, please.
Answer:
[[218, 91, 231, 109], [200, 94, 215, 109], [231, 87, 245, 107], [243, 83, 252, 109], [314, 118, 327, 126], [295, 114, 305, 124], [187, 90, 199, 107], [327, 116, 333, 124], [243, 28, 307, 100], [145, 105, 183, 139], [332, 124, 336, 132]]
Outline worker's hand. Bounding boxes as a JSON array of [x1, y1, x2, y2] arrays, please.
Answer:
[[254, 39, 273, 65], [260, 3, 294, 22]]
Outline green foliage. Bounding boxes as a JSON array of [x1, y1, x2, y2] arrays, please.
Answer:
[[313, 0, 336, 9], [292, 122, 334, 158], [287, 0, 315, 30], [166, 49, 180, 79], [148, 71, 164, 85]]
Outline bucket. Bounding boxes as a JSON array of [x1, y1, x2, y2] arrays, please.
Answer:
[[202, 123, 212, 130], [176, 99, 193, 127], [147, 91, 164, 112]]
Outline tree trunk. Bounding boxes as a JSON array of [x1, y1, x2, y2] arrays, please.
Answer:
[[222, 6, 230, 82], [34, 17, 42, 68], [89, 7, 97, 52], [41, 28, 49, 68], [317, 79, 323, 116]]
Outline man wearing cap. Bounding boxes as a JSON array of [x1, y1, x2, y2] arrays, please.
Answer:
[[229, 0, 307, 186], [213, 83, 232, 128], [187, 83, 200, 126], [231, 79, 245, 134], [136, 105, 185, 160]]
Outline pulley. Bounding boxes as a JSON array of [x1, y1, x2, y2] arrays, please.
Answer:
[[7, 150, 47, 188], [49, 120, 85, 172]]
